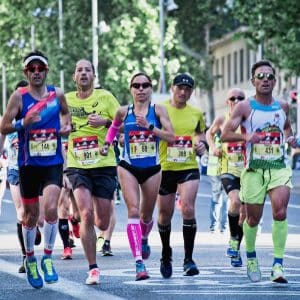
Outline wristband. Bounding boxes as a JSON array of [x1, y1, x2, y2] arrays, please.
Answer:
[[105, 119, 112, 128], [13, 118, 24, 131]]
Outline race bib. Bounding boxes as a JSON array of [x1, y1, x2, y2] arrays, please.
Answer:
[[252, 132, 281, 161], [29, 128, 57, 157], [129, 130, 156, 159], [227, 142, 245, 170], [167, 136, 193, 162], [73, 136, 100, 166]]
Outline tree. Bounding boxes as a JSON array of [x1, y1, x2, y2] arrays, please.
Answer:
[[234, 0, 300, 76]]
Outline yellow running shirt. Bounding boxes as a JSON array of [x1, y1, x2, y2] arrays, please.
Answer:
[[66, 89, 120, 169], [160, 100, 205, 171]]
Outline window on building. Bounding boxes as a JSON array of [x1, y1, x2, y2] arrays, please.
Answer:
[[234, 51, 238, 84], [240, 49, 244, 82], [227, 54, 231, 88], [246, 48, 250, 80], [215, 59, 219, 91], [221, 56, 225, 90]]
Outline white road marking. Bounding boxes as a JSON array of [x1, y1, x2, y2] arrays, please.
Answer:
[[0, 259, 124, 300]]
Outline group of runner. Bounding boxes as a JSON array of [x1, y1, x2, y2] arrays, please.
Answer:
[[0, 50, 296, 289]]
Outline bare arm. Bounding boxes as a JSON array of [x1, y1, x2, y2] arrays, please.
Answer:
[[56, 87, 71, 137], [0, 91, 22, 134], [206, 116, 224, 157], [153, 104, 175, 143], [221, 101, 249, 142], [281, 100, 297, 148]]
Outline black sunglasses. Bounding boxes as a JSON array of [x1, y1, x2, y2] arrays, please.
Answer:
[[254, 73, 275, 81], [25, 65, 48, 73], [131, 82, 152, 89], [229, 96, 245, 102]]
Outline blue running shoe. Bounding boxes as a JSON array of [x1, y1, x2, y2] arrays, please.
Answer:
[[160, 258, 172, 278], [25, 256, 43, 289], [135, 260, 149, 281], [226, 239, 239, 258], [183, 259, 199, 276], [142, 239, 151, 260], [41, 256, 58, 283], [231, 251, 243, 267]]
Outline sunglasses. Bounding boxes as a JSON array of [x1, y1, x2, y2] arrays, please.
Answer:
[[229, 96, 245, 102], [25, 65, 48, 73], [254, 73, 275, 80], [131, 82, 152, 89]]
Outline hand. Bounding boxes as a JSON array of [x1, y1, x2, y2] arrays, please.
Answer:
[[212, 147, 222, 157], [194, 141, 207, 156], [287, 136, 297, 148], [100, 143, 110, 156], [135, 115, 149, 129], [88, 113, 107, 128], [59, 124, 71, 137], [24, 111, 41, 127], [246, 133, 263, 144]]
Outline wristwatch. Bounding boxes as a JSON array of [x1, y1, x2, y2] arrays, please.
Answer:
[[148, 123, 154, 131]]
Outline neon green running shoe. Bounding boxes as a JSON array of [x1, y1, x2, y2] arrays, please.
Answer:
[[25, 256, 43, 289], [247, 258, 261, 282], [270, 263, 288, 284]]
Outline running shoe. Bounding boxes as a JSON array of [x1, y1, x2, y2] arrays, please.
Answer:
[[160, 257, 172, 279], [183, 259, 199, 276], [209, 226, 216, 233], [96, 236, 105, 252], [226, 238, 239, 258], [35, 226, 42, 246], [247, 258, 261, 282], [231, 250, 243, 267], [270, 263, 288, 284], [142, 239, 151, 260], [25, 256, 43, 289], [85, 268, 100, 285], [18, 256, 26, 273], [61, 247, 72, 260], [41, 256, 58, 283], [135, 260, 149, 281], [102, 242, 113, 256]]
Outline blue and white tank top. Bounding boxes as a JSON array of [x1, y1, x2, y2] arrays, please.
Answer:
[[241, 98, 288, 169], [16, 86, 63, 167], [121, 103, 161, 168]]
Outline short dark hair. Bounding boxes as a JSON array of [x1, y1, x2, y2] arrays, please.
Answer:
[[130, 72, 152, 88], [251, 60, 276, 78], [23, 50, 48, 65], [15, 80, 28, 90]]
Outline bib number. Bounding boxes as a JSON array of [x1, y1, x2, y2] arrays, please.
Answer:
[[73, 136, 100, 166], [167, 136, 193, 163], [29, 128, 57, 157], [129, 130, 156, 159]]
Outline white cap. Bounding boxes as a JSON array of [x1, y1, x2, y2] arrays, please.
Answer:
[[23, 55, 48, 67]]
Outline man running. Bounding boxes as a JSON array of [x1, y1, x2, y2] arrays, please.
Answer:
[[221, 60, 297, 283], [0, 50, 71, 289]]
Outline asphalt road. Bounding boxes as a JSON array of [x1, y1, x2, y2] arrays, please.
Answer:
[[0, 172, 299, 300]]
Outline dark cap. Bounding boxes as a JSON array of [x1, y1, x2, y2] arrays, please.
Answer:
[[173, 73, 194, 88]]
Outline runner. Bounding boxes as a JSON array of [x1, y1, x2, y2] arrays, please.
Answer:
[[65, 59, 120, 285], [157, 73, 207, 278], [221, 60, 297, 283], [206, 88, 246, 267], [0, 50, 71, 289], [101, 72, 174, 280]]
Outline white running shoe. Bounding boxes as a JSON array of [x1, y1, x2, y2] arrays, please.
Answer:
[[85, 268, 100, 285], [247, 258, 261, 282], [270, 263, 288, 284]]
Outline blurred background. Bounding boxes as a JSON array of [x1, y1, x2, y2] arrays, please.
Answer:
[[0, 0, 299, 131]]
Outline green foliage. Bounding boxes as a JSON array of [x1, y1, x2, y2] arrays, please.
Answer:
[[234, 0, 300, 76]]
